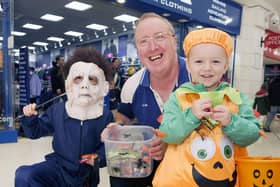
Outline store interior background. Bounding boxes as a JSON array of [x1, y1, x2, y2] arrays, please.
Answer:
[[0, 0, 280, 142]]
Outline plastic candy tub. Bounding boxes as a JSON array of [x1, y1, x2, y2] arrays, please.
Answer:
[[103, 125, 156, 178], [236, 156, 280, 187]]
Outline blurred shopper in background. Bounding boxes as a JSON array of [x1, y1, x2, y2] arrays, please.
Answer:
[[109, 57, 122, 110], [29, 67, 42, 105], [253, 82, 270, 128], [110, 39, 118, 58], [38, 64, 53, 110], [106, 12, 190, 187], [264, 75, 280, 132], [50, 55, 65, 97]]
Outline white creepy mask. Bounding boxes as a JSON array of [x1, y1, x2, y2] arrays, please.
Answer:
[[65, 62, 109, 120]]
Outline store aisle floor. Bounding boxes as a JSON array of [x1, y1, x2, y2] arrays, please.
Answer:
[[1, 120, 280, 187]]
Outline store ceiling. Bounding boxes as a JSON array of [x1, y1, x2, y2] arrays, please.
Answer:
[[1, 0, 280, 65], [11, 0, 143, 49]]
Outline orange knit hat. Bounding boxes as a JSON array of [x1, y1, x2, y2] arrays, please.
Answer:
[[183, 28, 233, 58]]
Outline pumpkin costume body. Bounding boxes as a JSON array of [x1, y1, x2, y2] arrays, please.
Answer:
[[153, 82, 260, 187]]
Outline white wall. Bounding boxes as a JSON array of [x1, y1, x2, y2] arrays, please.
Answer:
[[233, 3, 267, 99]]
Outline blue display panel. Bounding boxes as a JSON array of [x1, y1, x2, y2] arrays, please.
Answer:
[[127, 0, 242, 35], [19, 48, 30, 108]]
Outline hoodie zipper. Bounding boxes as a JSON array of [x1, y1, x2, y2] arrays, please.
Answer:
[[77, 120, 83, 186]]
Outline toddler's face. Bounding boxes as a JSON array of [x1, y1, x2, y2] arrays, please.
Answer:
[[187, 43, 229, 91]]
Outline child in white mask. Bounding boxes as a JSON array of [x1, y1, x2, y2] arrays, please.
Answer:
[[15, 48, 113, 187]]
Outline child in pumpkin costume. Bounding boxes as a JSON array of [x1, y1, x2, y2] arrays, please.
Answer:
[[152, 28, 261, 187]]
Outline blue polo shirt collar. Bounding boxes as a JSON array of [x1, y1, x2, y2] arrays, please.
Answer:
[[139, 56, 188, 89]]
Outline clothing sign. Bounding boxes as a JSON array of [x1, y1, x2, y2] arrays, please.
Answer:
[[19, 48, 30, 107], [138, 0, 242, 35], [264, 31, 280, 49]]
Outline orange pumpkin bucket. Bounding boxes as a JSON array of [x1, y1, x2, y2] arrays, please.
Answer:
[[236, 156, 280, 187]]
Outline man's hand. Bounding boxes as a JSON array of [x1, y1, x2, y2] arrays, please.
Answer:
[[23, 103, 38, 116], [148, 137, 167, 160]]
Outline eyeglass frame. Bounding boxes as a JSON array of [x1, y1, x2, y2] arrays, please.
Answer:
[[135, 32, 175, 48]]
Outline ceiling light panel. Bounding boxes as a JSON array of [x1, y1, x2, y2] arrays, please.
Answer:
[[33, 41, 48, 46], [117, 0, 126, 3], [114, 14, 138, 23], [86, 23, 108, 31], [41, 14, 64, 22], [28, 46, 36, 50], [22, 23, 43, 30], [64, 1, 92, 11], [47, 37, 65, 42], [12, 31, 26, 36], [64, 31, 84, 37]]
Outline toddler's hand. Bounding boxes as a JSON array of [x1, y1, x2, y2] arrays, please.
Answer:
[[212, 105, 231, 126], [23, 103, 38, 116], [192, 98, 213, 120]]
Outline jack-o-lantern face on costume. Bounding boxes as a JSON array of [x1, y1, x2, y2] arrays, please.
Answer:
[[237, 157, 280, 187], [186, 127, 237, 186]]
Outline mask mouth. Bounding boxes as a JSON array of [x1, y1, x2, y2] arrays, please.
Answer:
[[79, 94, 92, 98]]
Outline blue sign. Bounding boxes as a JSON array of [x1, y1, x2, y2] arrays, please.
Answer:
[[138, 0, 242, 35], [19, 48, 30, 107]]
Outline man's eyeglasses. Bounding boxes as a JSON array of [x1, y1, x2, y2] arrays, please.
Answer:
[[136, 32, 175, 48]]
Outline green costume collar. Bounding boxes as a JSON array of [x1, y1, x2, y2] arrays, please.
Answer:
[[176, 82, 242, 106]]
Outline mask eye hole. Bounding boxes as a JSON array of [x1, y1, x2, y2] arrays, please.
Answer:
[[73, 75, 84, 84], [89, 75, 99, 85]]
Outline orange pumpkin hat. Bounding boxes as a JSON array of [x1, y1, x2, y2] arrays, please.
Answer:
[[183, 28, 233, 58]]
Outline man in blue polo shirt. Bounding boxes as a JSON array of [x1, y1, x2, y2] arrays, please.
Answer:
[[109, 12, 190, 187]]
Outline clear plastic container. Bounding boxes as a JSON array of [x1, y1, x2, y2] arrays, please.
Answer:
[[103, 125, 155, 178]]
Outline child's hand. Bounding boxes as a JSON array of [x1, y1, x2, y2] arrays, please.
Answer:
[[100, 122, 122, 142], [192, 98, 213, 120], [80, 154, 98, 166], [23, 103, 38, 116], [212, 105, 231, 126]]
